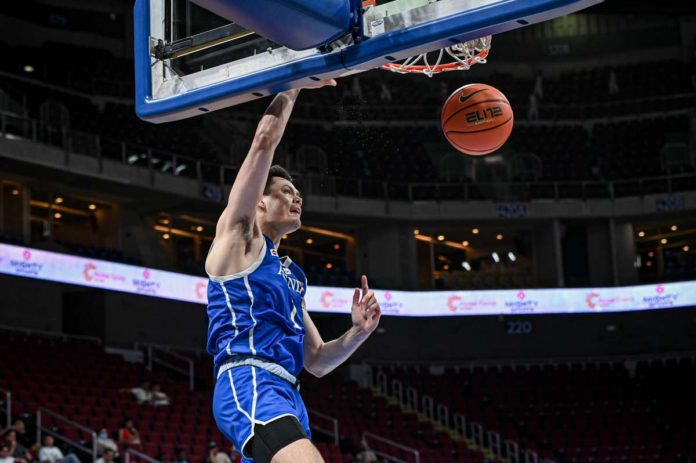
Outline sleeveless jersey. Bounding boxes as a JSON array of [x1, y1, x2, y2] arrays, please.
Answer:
[[206, 236, 307, 378]]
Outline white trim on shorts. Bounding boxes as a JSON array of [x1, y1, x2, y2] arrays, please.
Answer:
[[218, 356, 298, 385]]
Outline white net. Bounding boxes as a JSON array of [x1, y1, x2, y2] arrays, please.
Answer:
[[381, 35, 492, 77]]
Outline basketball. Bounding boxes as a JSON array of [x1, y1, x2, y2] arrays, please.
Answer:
[[441, 83, 514, 156]]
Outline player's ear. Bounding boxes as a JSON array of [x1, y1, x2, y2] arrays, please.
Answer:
[[257, 199, 267, 212]]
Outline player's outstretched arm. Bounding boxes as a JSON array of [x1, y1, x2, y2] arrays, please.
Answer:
[[217, 89, 301, 238], [207, 80, 335, 276], [303, 275, 381, 377]]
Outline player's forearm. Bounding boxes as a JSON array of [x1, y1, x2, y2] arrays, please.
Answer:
[[222, 89, 301, 215], [255, 89, 301, 150], [309, 325, 370, 377]]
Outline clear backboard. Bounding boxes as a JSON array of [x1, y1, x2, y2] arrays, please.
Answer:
[[134, 0, 603, 123]]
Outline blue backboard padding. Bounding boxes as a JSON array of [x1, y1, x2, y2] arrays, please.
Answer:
[[191, 0, 352, 51], [134, 0, 152, 118], [135, 0, 602, 123]]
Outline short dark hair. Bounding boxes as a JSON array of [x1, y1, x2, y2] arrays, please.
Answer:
[[264, 165, 293, 195]]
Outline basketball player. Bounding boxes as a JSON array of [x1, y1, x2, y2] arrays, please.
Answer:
[[206, 81, 382, 463]]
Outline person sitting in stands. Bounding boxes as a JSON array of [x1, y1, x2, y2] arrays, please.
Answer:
[[117, 420, 141, 449], [354, 439, 378, 463], [172, 448, 189, 463], [38, 435, 80, 463], [206, 443, 229, 463], [150, 384, 170, 406], [2, 431, 31, 463], [96, 429, 118, 456], [8, 421, 33, 451], [120, 381, 152, 404], [95, 449, 115, 463], [0, 444, 23, 463]]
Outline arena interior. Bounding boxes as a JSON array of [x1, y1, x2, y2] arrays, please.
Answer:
[[1, 1, 696, 463]]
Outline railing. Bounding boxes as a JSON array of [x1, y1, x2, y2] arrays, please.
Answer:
[[0, 324, 102, 345], [124, 447, 162, 463], [362, 431, 420, 463], [135, 342, 195, 391], [2, 108, 696, 204], [307, 409, 340, 445], [0, 388, 11, 428], [369, 369, 544, 463], [36, 407, 97, 461]]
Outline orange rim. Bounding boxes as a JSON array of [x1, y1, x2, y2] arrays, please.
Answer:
[[380, 49, 489, 75]]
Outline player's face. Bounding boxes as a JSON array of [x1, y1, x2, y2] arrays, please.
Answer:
[[262, 178, 303, 233]]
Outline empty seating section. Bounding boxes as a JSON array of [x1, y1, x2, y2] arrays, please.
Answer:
[[2, 41, 695, 187], [380, 359, 696, 463], [0, 334, 497, 463]]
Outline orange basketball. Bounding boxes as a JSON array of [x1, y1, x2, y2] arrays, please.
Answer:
[[441, 83, 514, 156]]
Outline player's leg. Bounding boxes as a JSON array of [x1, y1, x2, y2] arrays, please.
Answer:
[[250, 416, 324, 463], [271, 439, 324, 463]]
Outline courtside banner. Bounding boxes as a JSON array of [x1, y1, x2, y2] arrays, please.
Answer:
[[1, 243, 695, 316]]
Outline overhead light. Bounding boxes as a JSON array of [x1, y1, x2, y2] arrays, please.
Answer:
[[646, 261, 653, 267], [127, 155, 139, 165], [196, 226, 204, 232], [684, 245, 690, 252], [413, 229, 420, 235], [660, 238, 668, 245], [175, 164, 188, 175], [437, 255, 447, 262], [638, 231, 645, 238], [325, 263, 333, 269], [462, 241, 469, 247], [437, 235, 445, 241], [88, 204, 97, 210], [53, 212, 62, 219], [508, 252, 517, 262], [443, 264, 450, 271], [496, 234, 504, 240], [160, 219, 170, 225], [55, 197, 64, 204], [492, 252, 500, 263], [671, 225, 678, 231], [461, 261, 472, 271], [282, 235, 288, 240], [23, 65, 34, 73], [648, 251, 655, 257], [472, 228, 480, 235], [333, 243, 341, 250], [162, 233, 170, 240], [11, 189, 20, 196], [306, 238, 314, 245]]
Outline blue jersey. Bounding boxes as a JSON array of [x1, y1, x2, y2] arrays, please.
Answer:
[[206, 236, 307, 378]]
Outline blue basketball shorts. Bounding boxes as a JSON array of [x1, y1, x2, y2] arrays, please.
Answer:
[[213, 365, 311, 463]]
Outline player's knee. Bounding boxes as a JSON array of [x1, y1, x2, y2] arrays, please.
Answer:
[[248, 416, 319, 463]]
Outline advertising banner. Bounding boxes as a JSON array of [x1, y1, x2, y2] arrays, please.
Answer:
[[1, 243, 694, 317]]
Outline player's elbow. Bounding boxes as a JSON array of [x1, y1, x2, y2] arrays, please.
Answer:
[[306, 364, 328, 378], [304, 351, 329, 377]]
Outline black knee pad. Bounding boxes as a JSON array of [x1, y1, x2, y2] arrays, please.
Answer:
[[246, 416, 308, 463]]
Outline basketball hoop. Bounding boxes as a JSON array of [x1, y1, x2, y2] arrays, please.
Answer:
[[381, 36, 492, 77]]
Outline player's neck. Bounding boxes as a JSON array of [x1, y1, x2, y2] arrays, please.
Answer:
[[259, 224, 283, 249]]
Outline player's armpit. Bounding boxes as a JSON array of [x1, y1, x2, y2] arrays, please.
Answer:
[[204, 224, 264, 277]]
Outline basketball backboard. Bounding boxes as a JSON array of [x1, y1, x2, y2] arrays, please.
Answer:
[[134, 0, 603, 123]]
